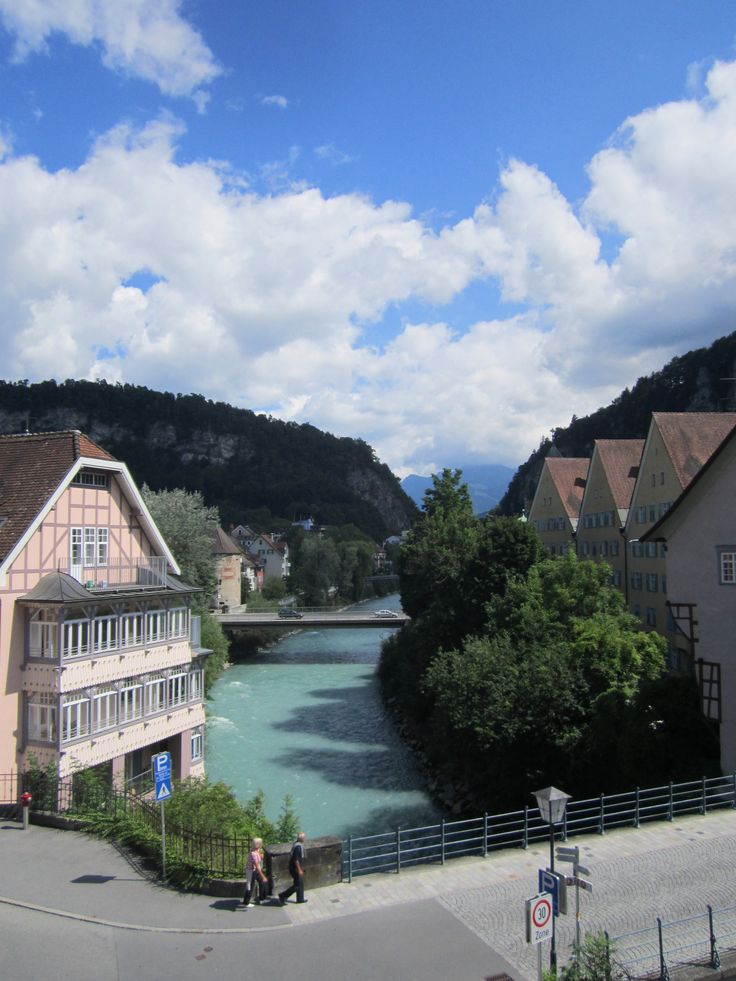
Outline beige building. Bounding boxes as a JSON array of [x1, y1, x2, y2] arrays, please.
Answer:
[[212, 526, 245, 611], [576, 439, 643, 590], [528, 457, 588, 556], [624, 412, 736, 668], [0, 431, 208, 786], [642, 425, 736, 771]]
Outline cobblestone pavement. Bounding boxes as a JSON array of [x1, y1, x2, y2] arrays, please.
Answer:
[[2, 809, 736, 980]]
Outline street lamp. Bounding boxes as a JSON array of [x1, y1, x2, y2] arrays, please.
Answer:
[[533, 786, 572, 973]]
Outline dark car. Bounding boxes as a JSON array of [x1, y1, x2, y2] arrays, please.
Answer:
[[278, 608, 304, 619]]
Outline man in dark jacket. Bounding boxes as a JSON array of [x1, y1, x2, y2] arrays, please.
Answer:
[[278, 832, 307, 904]]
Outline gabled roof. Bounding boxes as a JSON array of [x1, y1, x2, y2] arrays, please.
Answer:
[[545, 457, 588, 519], [593, 439, 644, 509], [0, 429, 181, 580], [0, 430, 115, 565], [653, 412, 736, 489], [213, 525, 244, 556]]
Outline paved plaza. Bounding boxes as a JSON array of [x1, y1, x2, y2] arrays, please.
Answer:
[[1, 808, 736, 980]]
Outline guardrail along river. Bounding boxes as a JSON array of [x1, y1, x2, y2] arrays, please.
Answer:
[[205, 596, 441, 838]]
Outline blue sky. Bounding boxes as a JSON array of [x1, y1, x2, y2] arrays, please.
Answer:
[[1, 2, 736, 476]]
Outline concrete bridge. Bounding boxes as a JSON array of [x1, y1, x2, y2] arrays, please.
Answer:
[[214, 609, 410, 630]]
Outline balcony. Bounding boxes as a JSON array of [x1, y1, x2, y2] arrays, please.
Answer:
[[60, 556, 168, 591]]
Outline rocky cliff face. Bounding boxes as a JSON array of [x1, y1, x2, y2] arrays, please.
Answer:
[[0, 381, 417, 539]]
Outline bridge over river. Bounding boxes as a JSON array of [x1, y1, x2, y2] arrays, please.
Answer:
[[214, 608, 410, 630]]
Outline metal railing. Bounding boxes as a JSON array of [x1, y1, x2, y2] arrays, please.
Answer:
[[343, 773, 736, 881], [610, 902, 736, 978]]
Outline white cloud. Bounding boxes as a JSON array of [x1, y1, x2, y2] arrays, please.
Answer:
[[260, 94, 289, 109], [314, 143, 354, 166], [3, 58, 736, 473], [0, 0, 221, 100]]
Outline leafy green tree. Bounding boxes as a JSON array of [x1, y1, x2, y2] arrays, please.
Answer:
[[297, 536, 341, 605], [141, 485, 219, 600], [262, 577, 287, 600]]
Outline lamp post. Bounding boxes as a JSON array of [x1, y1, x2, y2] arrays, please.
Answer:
[[533, 786, 572, 974]]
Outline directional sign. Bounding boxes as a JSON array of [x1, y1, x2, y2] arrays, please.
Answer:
[[526, 893, 553, 944], [576, 864, 591, 877], [153, 752, 172, 802], [556, 846, 579, 863], [539, 869, 567, 915]]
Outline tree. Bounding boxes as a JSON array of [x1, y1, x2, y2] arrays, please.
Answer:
[[296, 536, 341, 605], [141, 485, 220, 600]]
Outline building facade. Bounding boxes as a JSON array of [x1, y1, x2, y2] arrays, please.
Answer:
[[527, 457, 588, 556], [0, 431, 208, 786]]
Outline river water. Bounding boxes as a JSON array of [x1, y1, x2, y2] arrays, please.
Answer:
[[205, 595, 442, 839]]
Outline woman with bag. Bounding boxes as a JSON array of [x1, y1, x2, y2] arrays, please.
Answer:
[[242, 837, 267, 907]]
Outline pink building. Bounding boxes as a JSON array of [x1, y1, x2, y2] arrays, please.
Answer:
[[0, 431, 207, 787]]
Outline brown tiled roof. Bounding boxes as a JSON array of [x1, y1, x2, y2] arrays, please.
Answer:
[[594, 439, 644, 508], [546, 457, 589, 519], [213, 525, 244, 556], [0, 430, 115, 564], [653, 412, 736, 489]]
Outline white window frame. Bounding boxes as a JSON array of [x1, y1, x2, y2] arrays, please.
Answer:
[[28, 693, 57, 743], [720, 551, 736, 585], [97, 528, 108, 567], [62, 694, 90, 742], [145, 676, 166, 715], [146, 609, 166, 645], [92, 687, 117, 732], [92, 615, 118, 653], [70, 527, 83, 566], [189, 669, 203, 702], [120, 683, 143, 723], [29, 612, 58, 660], [63, 618, 90, 659], [121, 612, 144, 648], [168, 607, 188, 640], [191, 726, 204, 762], [168, 672, 188, 708], [84, 527, 96, 566]]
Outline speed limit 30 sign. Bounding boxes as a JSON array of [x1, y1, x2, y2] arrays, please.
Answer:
[[526, 892, 553, 944]]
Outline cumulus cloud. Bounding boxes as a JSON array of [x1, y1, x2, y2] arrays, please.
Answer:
[[2, 58, 736, 473], [0, 0, 221, 100], [260, 94, 289, 109]]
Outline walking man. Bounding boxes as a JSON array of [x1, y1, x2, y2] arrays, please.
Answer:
[[278, 831, 307, 904]]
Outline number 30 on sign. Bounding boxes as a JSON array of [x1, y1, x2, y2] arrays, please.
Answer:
[[526, 893, 553, 944]]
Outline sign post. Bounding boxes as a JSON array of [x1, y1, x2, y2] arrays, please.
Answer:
[[526, 893, 554, 981], [153, 752, 172, 880], [556, 845, 593, 961]]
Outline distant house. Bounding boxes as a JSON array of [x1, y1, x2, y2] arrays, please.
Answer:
[[623, 412, 736, 667], [527, 457, 588, 556], [212, 526, 246, 610], [229, 528, 290, 581], [642, 424, 736, 770], [0, 431, 208, 786], [576, 439, 643, 590]]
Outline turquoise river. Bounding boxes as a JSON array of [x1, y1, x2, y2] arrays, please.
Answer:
[[205, 594, 442, 839]]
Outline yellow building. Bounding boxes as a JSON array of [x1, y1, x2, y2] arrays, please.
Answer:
[[528, 457, 588, 556]]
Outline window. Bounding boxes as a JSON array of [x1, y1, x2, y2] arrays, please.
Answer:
[[146, 610, 166, 644], [92, 615, 117, 653], [646, 573, 658, 592], [168, 672, 188, 707], [29, 611, 58, 659], [600, 541, 608, 557], [189, 669, 203, 702], [121, 612, 143, 648], [92, 687, 117, 732], [720, 551, 736, 584], [145, 676, 166, 715], [168, 607, 188, 639], [71, 526, 108, 570], [71, 471, 109, 487], [636, 506, 647, 523], [70, 527, 83, 566], [631, 572, 643, 591], [97, 528, 108, 566], [120, 683, 143, 723], [612, 570, 621, 587], [84, 528, 96, 566], [645, 542, 658, 558], [659, 502, 671, 518], [63, 618, 90, 659], [28, 693, 57, 742], [632, 542, 643, 557], [62, 694, 90, 742], [191, 726, 204, 762], [648, 505, 657, 522], [646, 607, 657, 627], [609, 540, 619, 557]]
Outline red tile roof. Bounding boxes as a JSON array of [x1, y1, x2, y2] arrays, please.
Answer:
[[545, 457, 589, 519], [653, 412, 736, 489], [593, 439, 644, 509], [0, 430, 115, 564]]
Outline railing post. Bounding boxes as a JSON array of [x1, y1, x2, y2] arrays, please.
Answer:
[[732, 771, 736, 809], [599, 792, 605, 835], [563, 808, 568, 841], [396, 827, 401, 873], [604, 931, 612, 981], [634, 786, 640, 827], [708, 904, 721, 969], [482, 813, 488, 857], [523, 805, 529, 849], [657, 917, 667, 981], [702, 776, 707, 815], [668, 781, 674, 821], [441, 819, 446, 865], [348, 835, 353, 883]]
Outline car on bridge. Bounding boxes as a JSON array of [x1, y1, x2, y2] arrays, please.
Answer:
[[372, 609, 399, 618], [278, 608, 304, 619]]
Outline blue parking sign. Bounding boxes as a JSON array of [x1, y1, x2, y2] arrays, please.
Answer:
[[153, 752, 172, 802]]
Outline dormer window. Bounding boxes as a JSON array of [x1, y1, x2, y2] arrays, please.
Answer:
[[71, 470, 109, 488]]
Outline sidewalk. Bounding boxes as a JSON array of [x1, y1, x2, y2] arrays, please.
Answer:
[[2, 807, 736, 978]]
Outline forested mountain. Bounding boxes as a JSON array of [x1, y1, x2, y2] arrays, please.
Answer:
[[0, 379, 417, 540], [402, 463, 515, 515], [498, 329, 736, 516]]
